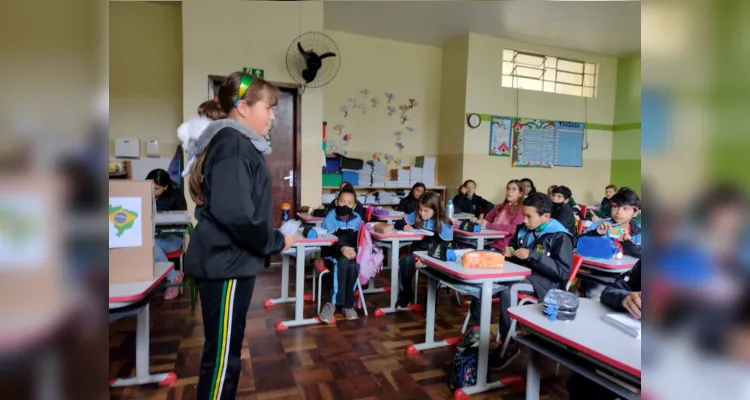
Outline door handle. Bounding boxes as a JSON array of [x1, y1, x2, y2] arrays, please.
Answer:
[[283, 170, 294, 187]]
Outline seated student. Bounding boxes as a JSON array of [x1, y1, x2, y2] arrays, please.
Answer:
[[550, 185, 577, 235], [394, 191, 454, 308], [460, 193, 574, 364], [452, 179, 494, 218], [567, 261, 641, 400], [477, 179, 525, 252], [591, 184, 617, 221], [546, 185, 557, 197], [316, 182, 365, 219], [146, 168, 187, 300], [318, 187, 362, 323], [520, 178, 537, 199], [582, 189, 642, 258], [396, 182, 426, 215]]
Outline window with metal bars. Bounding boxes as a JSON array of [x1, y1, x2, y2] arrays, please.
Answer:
[[501, 49, 598, 98]]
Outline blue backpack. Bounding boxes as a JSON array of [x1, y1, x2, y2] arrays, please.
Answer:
[[447, 347, 478, 392]]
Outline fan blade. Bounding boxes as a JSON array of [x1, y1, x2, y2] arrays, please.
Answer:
[[318, 52, 337, 60], [297, 42, 314, 59]]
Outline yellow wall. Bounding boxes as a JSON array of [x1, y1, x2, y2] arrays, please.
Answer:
[[109, 1, 182, 157], [437, 36, 470, 193], [181, 1, 324, 209], [322, 31, 442, 171], [461, 34, 618, 204]]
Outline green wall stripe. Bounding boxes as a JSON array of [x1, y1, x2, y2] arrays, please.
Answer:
[[466, 113, 629, 132]]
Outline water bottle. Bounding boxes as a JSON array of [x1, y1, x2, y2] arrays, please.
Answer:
[[447, 200, 454, 219], [281, 203, 291, 222]]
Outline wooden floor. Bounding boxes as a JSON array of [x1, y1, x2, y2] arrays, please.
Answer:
[[109, 266, 571, 400]]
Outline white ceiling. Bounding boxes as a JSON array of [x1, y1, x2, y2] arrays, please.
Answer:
[[324, 1, 641, 57]]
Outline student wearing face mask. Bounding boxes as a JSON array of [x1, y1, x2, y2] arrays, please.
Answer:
[[550, 185, 576, 235], [318, 187, 363, 323]]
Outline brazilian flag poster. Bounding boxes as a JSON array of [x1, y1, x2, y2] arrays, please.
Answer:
[[109, 197, 143, 248]]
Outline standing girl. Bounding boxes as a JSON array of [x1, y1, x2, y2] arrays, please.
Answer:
[[393, 191, 453, 308], [146, 168, 188, 300], [180, 72, 296, 399], [477, 179, 525, 252]]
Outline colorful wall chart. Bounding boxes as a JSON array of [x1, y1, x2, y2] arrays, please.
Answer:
[[488, 116, 512, 157], [511, 119, 556, 168]]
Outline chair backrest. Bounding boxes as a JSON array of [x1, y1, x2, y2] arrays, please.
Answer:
[[357, 221, 366, 247], [579, 204, 587, 217], [365, 206, 375, 223], [577, 219, 585, 235], [565, 253, 584, 291]]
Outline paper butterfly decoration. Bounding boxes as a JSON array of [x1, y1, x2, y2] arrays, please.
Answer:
[[393, 131, 403, 140], [343, 134, 352, 142], [396, 158, 403, 166], [348, 98, 358, 108], [406, 126, 416, 133], [370, 97, 380, 108], [395, 142, 405, 152], [372, 152, 382, 160], [360, 89, 371, 98], [409, 99, 418, 108], [340, 105, 349, 117], [385, 93, 395, 103], [384, 153, 392, 162], [398, 105, 409, 111], [333, 124, 345, 135], [358, 102, 367, 114], [387, 105, 396, 116], [401, 114, 409, 124]]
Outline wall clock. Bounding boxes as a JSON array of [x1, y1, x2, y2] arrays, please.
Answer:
[[467, 113, 481, 129]]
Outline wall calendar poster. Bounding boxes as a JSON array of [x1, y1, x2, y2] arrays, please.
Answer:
[[511, 118, 556, 168], [488, 116, 512, 157]]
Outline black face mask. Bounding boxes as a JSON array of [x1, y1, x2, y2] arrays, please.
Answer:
[[335, 205, 353, 219]]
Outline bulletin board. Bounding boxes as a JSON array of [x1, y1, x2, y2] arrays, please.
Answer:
[[554, 121, 585, 167], [511, 118, 557, 168]]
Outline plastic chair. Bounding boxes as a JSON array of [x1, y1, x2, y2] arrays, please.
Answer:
[[365, 206, 375, 223], [162, 222, 197, 309], [316, 223, 368, 316], [579, 204, 588, 219], [498, 253, 584, 357]]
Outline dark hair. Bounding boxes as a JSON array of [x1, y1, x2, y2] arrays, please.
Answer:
[[606, 184, 617, 191], [340, 182, 355, 192], [552, 185, 572, 200], [146, 169, 172, 188], [189, 72, 280, 205], [462, 179, 476, 188], [337, 186, 357, 202], [415, 191, 450, 232], [523, 192, 553, 215], [504, 179, 524, 214], [408, 182, 426, 198], [521, 178, 537, 193], [610, 189, 640, 209]]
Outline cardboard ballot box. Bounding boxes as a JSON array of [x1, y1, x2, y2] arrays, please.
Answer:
[[109, 180, 155, 284]]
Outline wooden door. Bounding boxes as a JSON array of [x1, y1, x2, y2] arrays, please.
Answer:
[[264, 87, 300, 227]]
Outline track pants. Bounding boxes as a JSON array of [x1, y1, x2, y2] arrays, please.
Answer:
[[197, 277, 255, 400]]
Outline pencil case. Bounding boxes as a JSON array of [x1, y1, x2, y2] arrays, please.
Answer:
[[576, 236, 620, 259], [462, 251, 504, 268], [459, 220, 481, 232]]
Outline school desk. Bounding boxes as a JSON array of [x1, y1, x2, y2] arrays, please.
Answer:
[[264, 246, 320, 307], [109, 261, 177, 388], [409, 251, 532, 398], [369, 230, 426, 314], [370, 210, 405, 222], [297, 213, 324, 228], [508, 299, 641, 400], [154, 211, 191, 226], [581, 254, 638, 274], [453, 228, 507, 250], [274, 230, 337, 330], [452, 213, 474, 221]]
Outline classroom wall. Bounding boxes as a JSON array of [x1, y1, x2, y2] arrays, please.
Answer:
[[181, 1, 324, 210], [321, 30, 442, 174], [611, 55, 641, 193], [109, 1, 183, 157], [437, 36, 470, 194], [461, 34, 618, 205]]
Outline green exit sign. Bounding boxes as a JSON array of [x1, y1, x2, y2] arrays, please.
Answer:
[[243, 67, 264, 78]]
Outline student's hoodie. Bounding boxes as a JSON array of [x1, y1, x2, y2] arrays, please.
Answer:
[[394, 211, 453, 251], [483, 202, 524, 252], [321, 208, 362, 257], [583, 218, 642, 258], [179, 117, 285, 280], [507, 219, 574, 301], [396, 194, 419, 215], [155, 185, 187, 212], [551, 202, 576, 235], [452, 193, 494, 217], [600, 261, 641, 311], [325, 198, 365, 221]]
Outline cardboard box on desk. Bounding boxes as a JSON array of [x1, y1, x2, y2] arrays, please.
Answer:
[[109, 180, 155, 284]]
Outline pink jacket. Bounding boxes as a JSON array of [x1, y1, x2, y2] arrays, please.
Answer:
[[484, 202, 524, 251]]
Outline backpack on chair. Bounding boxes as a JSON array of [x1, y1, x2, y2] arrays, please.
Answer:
[[356, 223, 384, 286]]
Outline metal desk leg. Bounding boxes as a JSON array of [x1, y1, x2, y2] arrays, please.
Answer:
[[376, 240, 422, 316], [406, 273, 460, 354], [110, 304, 177, 387], [265, 254, 298, 306], [456, 281, 524, 397], [525, 349, 542, 400], [476, 237, 485, 250], [276, 246, 326, 329]]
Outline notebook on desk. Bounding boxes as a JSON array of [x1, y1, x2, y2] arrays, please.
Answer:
[[603, 313, 641, 339]]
